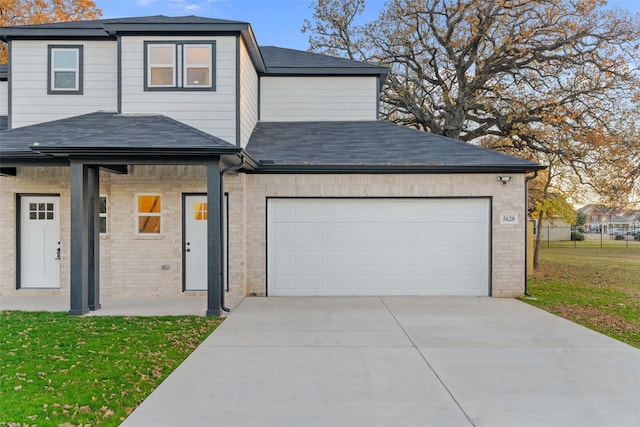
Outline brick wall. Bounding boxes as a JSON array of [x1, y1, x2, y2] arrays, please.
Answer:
[[238, 173, 526, 297], [1, 168, 526, 298]]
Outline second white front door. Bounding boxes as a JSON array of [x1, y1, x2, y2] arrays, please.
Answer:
[[184, 194, 227, 291], [185, 195, 208, 290]]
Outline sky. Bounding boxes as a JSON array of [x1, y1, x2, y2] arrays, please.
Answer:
[[98, 0, 640, 51]]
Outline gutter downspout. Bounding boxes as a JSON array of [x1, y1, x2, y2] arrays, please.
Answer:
[[219, 155, 246, 312], [524, 170, 539, 297]]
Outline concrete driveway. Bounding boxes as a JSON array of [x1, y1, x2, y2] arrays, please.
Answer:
[[122, 297, 640, 427]]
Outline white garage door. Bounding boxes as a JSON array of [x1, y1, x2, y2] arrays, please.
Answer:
[[267, 198, 490, 296]]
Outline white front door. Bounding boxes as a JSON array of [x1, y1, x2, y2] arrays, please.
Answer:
[[20, 196, 61, 289], [184, 194, 227, 291], [185, 195, 208, 291]]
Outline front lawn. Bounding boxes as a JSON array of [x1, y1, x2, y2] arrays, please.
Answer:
[[0, 313, 222, 426], [524, 247, 640, 348]]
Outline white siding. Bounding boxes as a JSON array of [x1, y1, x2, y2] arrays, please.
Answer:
[[260, 76, 378, 122], [0, 80, 7, 116], [120, 35, 237, 144], [239, 37, 258, 148], [10, 40, 117, 128]]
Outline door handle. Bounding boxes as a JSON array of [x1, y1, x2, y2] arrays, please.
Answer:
[[186, 242, 191, 252], [55, 243, 61, 260]]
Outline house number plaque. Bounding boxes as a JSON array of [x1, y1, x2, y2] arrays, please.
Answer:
[[500, 213, 519, 224]]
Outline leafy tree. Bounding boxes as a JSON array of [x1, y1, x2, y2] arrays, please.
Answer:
[[0, 0, 102, 63], [303, 0, 640, 205], [575, 212, 587, 228]]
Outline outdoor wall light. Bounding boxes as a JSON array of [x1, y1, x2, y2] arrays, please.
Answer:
[[497, 176, 512, 185]]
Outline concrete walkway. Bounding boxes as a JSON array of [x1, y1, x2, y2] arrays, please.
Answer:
[[0, 294, 243, 316], [121, 296, 640, 427]]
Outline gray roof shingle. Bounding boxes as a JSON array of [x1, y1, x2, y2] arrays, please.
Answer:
[[260, 46, 387, 77], [245, 121, 542, 172], [0, 15, 248, 30], [0, 112, 238, 158], [0, 16, 385, 77]]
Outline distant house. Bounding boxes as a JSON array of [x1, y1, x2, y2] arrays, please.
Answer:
[[538, 218, 572, 241], [577, 204, 639, 234], [0, 16, 543, 315]]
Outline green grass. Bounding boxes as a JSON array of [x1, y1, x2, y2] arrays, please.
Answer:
[[0, 313, 222, 426], [524, 246, 640, 348]]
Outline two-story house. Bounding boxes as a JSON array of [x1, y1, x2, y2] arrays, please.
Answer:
[[0, 16, 543, 315]]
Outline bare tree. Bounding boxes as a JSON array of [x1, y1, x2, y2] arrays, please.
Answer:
[[304, 0, 640, 205]]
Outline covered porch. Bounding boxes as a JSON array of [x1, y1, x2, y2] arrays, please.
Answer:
[[0, 112, 244, 316]]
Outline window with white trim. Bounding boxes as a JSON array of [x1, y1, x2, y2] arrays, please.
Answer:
[[145, 41, 215, 91], [99, 196, 108, 234], [48, 45, 83, 94], [137, 194, 162, 234]]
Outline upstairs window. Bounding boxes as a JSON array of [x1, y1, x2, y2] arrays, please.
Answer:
[[145, 41, 215, 91], [147, 44, 176, 87], [48, 45, 83, 94]]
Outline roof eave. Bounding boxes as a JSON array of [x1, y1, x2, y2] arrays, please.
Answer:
[[250, 163, 546, 174], [103, 22, 250, 35], [0, 28, 109, 41], [263, 67, 388, 78], [31, 146, 242, 157]]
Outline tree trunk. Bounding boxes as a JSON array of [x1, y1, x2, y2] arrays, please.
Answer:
[[534, 209, 545, 269]]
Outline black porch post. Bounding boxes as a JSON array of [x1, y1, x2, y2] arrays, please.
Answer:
[[206, 159, 222, 316], [69, 161, 90, 315], [87, 166, 101, 311]]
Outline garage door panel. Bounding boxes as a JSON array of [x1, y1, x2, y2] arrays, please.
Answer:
[[267, 198, 490, 296]]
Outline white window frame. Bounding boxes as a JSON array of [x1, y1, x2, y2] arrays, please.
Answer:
[[147, 44, 176, 88], [183, 44, 213, 88], [99, 196, 108, 235], [136, 193, 162, 235], [48, 45, 82, 94]]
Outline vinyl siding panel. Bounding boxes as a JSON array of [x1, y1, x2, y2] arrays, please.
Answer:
[[0, 81, 7, 116], [239, 37, 258, 148], [260, 76, 377, 122], [10, 40, 117, 128], [120, 36, 236, 144]]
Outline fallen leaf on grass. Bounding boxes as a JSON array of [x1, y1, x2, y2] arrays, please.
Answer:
[[542, 303, 639, 333]]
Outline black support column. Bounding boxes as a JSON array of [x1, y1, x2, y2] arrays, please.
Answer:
[[69, 162, 90, 315], [87, 166, 101, 311], [206, 159, 222, 316]]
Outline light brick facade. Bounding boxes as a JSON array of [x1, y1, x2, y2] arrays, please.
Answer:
[[1, 168, 527, 298]]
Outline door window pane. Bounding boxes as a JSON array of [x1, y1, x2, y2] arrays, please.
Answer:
[[194, 202, 208, 220], [29, 201, 55, 221]]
